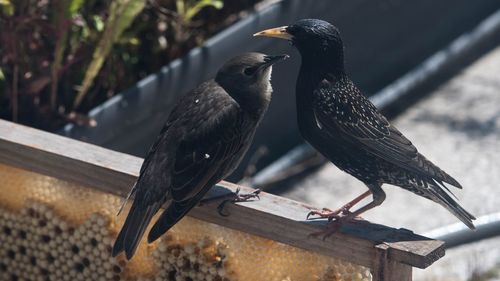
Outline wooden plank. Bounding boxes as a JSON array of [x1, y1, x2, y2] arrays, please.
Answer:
[[0, 119, 444, 269], [386, 238, 445, 269], [346, 224, 446, 269], [0, 119, 140, 196], [373, 244, 413, 281]]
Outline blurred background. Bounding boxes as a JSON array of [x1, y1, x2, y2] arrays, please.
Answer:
[[1, 0, 500, 280]]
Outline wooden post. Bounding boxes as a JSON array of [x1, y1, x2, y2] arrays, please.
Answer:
[[373, 244, 412, 281]]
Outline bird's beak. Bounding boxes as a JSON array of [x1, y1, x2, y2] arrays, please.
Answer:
[[253, 26, 292, 40], [261, 54, 289, 68]]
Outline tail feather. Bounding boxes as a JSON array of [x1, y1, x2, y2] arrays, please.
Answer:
[[112, 200, 161, 259], [433, 179, 459, 201], [148, 199, 196, 243], [439, 171, 462, 189], [428, 181, 475, 229], [419, 155, 462, 189]]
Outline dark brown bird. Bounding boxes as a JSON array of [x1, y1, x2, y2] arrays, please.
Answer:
[[112, 53, 288, 259], [255, 19, 475, 235]]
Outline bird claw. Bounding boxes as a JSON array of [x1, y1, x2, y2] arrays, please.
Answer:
[[233, 187, 261, 202], [306, 203, 362, 222], [306, 207, 344, 221], [307, 213, 367, 240], [306, 206, 363, 240], [216, 188, 261, 217]]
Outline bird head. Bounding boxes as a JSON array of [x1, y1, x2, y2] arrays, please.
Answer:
[[215, 52, 288, 113], [254, 19, 344, 74]]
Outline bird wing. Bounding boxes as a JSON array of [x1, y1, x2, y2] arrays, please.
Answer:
[[112, 122, 175, 259], [147, 87, 247, 242], [113, 81, 245, 259], [112, 119, 177, 259], [169, 98, 244, 201], [312, 79, 461, 187]]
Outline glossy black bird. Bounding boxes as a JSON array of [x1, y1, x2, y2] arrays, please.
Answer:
[[255, 19, 475, 234], [112, 52, 288, 259]]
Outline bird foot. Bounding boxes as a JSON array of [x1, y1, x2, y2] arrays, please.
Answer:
[[200, 187, 261, 217], [232, 187, 261, 202], [307, 206, 352, 221], [308, 213, 366, 240], [217, 187, 261, 216]]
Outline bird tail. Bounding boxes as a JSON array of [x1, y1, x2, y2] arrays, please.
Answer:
[[112, 199, 162, 260], [148, 199, 197, 243], [418, 155, 462, 188], [427, 180, 476, 229]]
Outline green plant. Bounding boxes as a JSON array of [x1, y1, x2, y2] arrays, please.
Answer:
[[0, 0, 14, 16], [0, 0, 148, 124], [0, 0, 256, 131], [73, 0, 145, 109], [176, 0, 223, 23], [51, 0, 84, 110]]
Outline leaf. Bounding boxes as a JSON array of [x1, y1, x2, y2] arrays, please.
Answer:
[[92, 15, 104, 32], [184, 0, 224, 22], [69, 0, 84, 16], [0, 0, 14, 16], [50, 0, 84, 109], [73, 0, 146, 109], [0, 67, 4, 81], [176, 0, 185, 18]]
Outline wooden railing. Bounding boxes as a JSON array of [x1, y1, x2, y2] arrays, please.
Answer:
[[0, 119, 445, 280]]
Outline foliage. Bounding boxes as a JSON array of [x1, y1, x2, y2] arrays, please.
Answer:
[[0, 0, 14, 16], [73, 0, 145, 109], [50, 0, 85, 110], [0, 0, 256, 131], [177, 0, 223, 23]]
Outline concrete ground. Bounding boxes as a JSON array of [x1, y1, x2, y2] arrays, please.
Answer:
[[283, 45, 500, 280]]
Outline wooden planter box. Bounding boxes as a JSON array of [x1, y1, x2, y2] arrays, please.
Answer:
[[61, 0, 500, 181]]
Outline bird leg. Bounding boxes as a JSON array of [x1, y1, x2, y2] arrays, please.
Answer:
[[307, 190, 372, 221], [199, 187, 261, 217], [309, 187, 386, 240], [217, 187, 261, 216]]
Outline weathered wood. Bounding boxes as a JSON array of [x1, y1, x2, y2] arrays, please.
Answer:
[[0, 119, 444, 270], [0, 120, 140, 196], [373, 244, 413, 281], [347, 224, 446, 269]]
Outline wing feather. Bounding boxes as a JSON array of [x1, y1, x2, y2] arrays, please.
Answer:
[[313, 79, 460, 187], [113, 81, 247, 259]]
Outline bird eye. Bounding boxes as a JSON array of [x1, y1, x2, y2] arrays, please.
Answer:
[[244, 67, 257, 76]]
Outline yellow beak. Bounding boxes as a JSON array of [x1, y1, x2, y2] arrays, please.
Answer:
[[253, 26, 292, 40]]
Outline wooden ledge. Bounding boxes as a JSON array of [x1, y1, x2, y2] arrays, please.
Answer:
[[0, 119, 444, 270]]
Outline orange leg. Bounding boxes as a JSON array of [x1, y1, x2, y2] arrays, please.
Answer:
[[306, 190, 372, 220], [309, 185, 386, 240]]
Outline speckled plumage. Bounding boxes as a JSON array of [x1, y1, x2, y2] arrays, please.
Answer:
[[256, 19, 475, 229], [305, 73, 474, 226], [112, 53, 287, 259]]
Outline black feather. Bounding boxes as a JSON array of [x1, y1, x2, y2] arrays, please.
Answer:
[[112, 53, 280, 259], [277, 19, 474, 229]]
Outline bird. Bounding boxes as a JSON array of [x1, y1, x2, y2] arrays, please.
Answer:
[[112, 52, 288, 259], [254, 19, 475, 235]]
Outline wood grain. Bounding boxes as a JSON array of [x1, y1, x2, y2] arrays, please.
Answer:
[[373, 244, 413, 281], [0, 119, 444, 270]]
